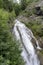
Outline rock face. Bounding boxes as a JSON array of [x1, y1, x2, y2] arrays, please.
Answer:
[[31, 37, 37, 49], [37, 50, 43, 65], [35, 6, 43, 16], [38, 38, 43, 48]]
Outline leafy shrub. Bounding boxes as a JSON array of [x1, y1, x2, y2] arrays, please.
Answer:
[[13, 3, 21, 16], [0, 9, 10, 20], [25, 21, 43, 37], [21, 0, 27, 10], [0, 9, 24, 65], [0, 0, 13, 12]]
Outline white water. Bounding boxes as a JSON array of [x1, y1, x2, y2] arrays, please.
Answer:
[[13, 0, 20, 3], [13, 20, 40, 65]]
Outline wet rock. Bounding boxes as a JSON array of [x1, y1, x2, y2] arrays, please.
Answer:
[[38, 38, 43, 49], [31, 37, 37, 49]]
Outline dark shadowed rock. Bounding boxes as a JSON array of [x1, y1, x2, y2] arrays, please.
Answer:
[[31, 37, 37, 49], [35, 6, 40, 10], [35, 6, 43, 16], [38, 38, 43, 49]]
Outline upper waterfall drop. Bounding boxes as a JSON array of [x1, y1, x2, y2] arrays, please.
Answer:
[[13, 20, 40, 65], [13, 0, 20, 3]]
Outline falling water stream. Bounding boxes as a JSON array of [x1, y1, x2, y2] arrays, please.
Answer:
[[13, 20, 40, 65]]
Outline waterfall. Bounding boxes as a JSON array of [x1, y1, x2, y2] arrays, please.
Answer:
[[13, 0, 20, 3], [13, 20, 40, 65]]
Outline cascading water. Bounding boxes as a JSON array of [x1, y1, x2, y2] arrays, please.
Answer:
[[13, 0, 20, 3], [13, 20, 40, 65]]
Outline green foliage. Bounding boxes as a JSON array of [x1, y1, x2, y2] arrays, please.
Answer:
[[0, 9, 24, 65], [27, 0, 40, 3], [0, 9, 10, 20], [0, 0, 13, 12], [13, 3, 21, 16], [8, 11, 16, 30], [0, 8, 16, 30], [0, 0, 28, 16], [31, 24, 43, 37], [25, 21, 43, 37], [0, 9, 11, 43], [0, 0, 25, 65], [0, 0, 3, 8], [23, 10, 33, 17], [0, 0, 22, 16], [21, 0, 27, 10]]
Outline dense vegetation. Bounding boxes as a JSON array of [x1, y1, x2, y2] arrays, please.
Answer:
[[25, 21, 43, 38], [0, 0, 25, 65], [0, 15, 24, 65]]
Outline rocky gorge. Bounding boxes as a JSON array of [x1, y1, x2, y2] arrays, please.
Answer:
[[15, 1, 43, 65]]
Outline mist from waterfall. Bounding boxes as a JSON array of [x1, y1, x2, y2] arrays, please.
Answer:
[[13, 20, 40, 65]]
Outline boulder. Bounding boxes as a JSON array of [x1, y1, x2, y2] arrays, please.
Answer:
[[35, 6, 43, 16]]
